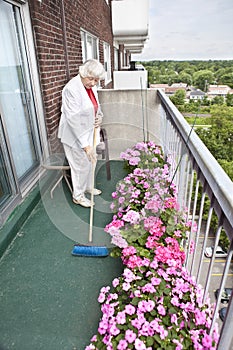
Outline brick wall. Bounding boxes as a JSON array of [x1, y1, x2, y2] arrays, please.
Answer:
[[28, 0, 113, 151]]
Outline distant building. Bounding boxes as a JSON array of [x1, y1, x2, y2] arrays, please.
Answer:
[[150, 83, 188, 96], [189, 89, 206, 100], [207, 85, 231, 100], [171, 83, 188, 89], [149, 84, 169, 93]]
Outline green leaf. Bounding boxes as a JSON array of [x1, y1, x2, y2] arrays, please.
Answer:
[[168, 307, 177, 314], [131, 297, 139, 305], [146, 337, 154, 346]]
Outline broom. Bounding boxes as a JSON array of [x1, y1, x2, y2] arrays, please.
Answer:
[[72, 127, 109, 257]]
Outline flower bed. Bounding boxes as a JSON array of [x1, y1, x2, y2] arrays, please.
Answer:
[[86, 141, 219, 350]]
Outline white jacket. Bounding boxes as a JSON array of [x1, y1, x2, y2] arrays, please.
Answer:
[[58, 74, 101, 149]]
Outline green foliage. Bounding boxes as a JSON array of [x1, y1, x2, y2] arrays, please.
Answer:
[[211, 96, 224, 105], [193, 70, 214, 91], [141, 60, 233, 88], [169, 89, 186, 105], [226, 93, 233, 107], [196, 106, 233, 162], [186, 107, 233, 251], [184, 117, 212, 125]]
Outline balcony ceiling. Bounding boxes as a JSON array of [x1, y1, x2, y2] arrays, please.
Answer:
[[112, 0, 149, 52]]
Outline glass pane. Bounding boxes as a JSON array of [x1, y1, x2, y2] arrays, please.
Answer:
[[86, 35, 93, 60], [0, 143, 11, 205], [0, 1, 39, 179]]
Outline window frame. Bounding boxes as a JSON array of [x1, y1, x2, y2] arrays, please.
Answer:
[[103, 41, 112, 85], [80, 29, 99, 62]]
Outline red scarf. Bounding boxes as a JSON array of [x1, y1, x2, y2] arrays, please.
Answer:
[[85, 88, 98, 115]]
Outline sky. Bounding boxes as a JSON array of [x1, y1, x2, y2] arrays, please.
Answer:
[[132, 0, 233, 61]]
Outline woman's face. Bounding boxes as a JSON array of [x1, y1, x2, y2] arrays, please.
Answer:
[[81, 76, 100, 89]]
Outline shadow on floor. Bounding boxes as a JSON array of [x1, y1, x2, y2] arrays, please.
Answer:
[[0, 160, 127, 350]]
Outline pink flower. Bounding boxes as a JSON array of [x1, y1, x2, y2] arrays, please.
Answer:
[[125, 329, 136, 343], [135, 338, 147, 350], [98, 292, 106, 303], [123, 210, 140, 224], [122, 246, 137, 256], [157, 304, 166, 316], [122, 282, 131, 291], [98, 319, 108, 334], [158, 325, 168, 339], [125, 304, 136, 315], [171, 313, 178, 325], [171, 295, 180, 307], [151, 277, 161, 286], [109, 324, 120, 336], [173, 339, 183, 349], [202, 333, 213, 348], [117, 340, 128, 350], [112, 278, 119, 287], [142, 283, 156, 293], [131, 318, 142, 330]]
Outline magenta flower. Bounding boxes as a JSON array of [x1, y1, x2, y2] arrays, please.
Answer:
[[202, 333, 213, 348]]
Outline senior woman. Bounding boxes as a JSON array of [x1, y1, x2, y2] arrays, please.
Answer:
[[58, 59, 106, 207]]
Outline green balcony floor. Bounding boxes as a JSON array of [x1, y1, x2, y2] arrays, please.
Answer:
[[0, 161, 127, 350]]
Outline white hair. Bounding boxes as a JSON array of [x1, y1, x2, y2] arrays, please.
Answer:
[[79, 59, 106, 80]]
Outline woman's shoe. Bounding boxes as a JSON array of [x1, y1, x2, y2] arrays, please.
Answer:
[[73, 195, 94, 207], [85, 188, 102, 195]]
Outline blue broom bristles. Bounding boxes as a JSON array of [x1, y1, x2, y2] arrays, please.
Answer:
[[72, 244, 109, 257]]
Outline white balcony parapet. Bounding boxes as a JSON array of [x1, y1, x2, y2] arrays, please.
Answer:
[[113, 70, 148, 90]]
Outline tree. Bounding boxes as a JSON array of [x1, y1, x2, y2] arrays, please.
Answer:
[[211, 96, 224, 105], [219, 72, 233, 88], [169, 89, 186, 106], [226, 93, 233, 107], [178, 71, 192, 86], [193, 70, 214, 91], [196, 106, 233, 162]]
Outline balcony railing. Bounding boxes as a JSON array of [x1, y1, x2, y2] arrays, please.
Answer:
[[99, 88, 233, 349]]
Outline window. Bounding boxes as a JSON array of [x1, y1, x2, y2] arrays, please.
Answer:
[[81, 29, 98, 62], [0, 0, 44, 226], [114, 47, 119, 71], [103, 42, 111, 84]]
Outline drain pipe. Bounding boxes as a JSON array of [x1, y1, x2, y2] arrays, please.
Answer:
[[61, 0, 70, 81]]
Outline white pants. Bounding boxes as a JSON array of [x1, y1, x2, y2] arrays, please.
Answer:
[[63, 144, 92, 200]]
